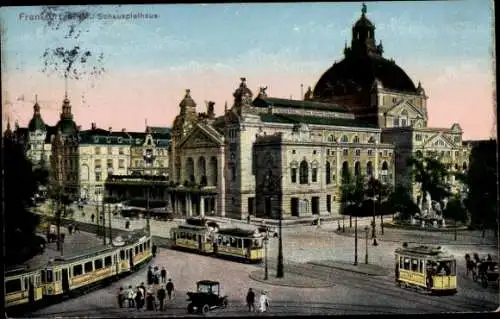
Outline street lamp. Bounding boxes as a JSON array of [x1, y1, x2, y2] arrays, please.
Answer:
[[264, 230, 269, 280], [101, 196, 106, 246], [146, 187, 151, 235], [276, 206, 284, 278], [372, 195, 378, 246], [365, 226, 369, 264], [354, 216, 358, 265]]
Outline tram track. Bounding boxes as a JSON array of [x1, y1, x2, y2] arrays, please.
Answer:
[[257, 259, 497, 313]]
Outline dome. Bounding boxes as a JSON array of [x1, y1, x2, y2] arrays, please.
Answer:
[[313, 55, 417, 98], [28, 116, 46, 132], [55, 118, 78, 135], [179, 89, 196, 108]]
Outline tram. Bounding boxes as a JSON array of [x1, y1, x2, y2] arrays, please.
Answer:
[[395, 243, 457, 295], [5, 229, 153, 312], [170, 218, 265, 263]]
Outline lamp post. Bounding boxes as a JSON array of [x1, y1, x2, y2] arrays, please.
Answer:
[[146, 187, 151, 235], [264, 231, 269, 280], [108, 198, 112, 244], [276, 206, 284, 278], [372, 195, 378, 246], [101, 197, 106, 246], [365, 226, 369, 264], [354, 216, 358, 265]]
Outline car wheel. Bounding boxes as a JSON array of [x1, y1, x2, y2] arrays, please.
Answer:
[[273, 233, 278, 238], [222, 298, 228, 308], [202, 304, 210, 314], [187, 303, 194, 314]]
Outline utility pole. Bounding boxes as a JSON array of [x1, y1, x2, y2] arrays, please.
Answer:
[[146, 187, 151, 235], [264, 231, 269, 280], [365, 226, 369, 264], [108, 200, 112, 244], [102, 197, 106, 245], [354, 216, 358, 265]]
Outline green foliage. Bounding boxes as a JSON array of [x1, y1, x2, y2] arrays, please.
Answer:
[[3, 135, 42, 265], [460, 140, 497, 230], [407, 154, 451, 203], [387, 184, 420, 220], [33, 167, 50, 187], [443, 194, 467, 223]]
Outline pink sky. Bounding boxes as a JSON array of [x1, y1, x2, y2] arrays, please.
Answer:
[[3, 63, 494, 141]]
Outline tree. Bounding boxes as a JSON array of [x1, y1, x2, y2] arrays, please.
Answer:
[[365, 177, 390, 236], [443, 194, 468, 240], [407, 154, 451, 210], [387, 184, 420, 221], [3, 135, 42, 266], [457, 140, 497, 237], [340, 173, 365, 227]]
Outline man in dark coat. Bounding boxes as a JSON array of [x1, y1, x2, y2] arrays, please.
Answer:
[[157, 285, 166, 311], [147, 266, 154, 285], [160, 267, 167, 283], [152, 244, 157, 257], [246, 288, 255, 312], [166, 279, 174, 300]]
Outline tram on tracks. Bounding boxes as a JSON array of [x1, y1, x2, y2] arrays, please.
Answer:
[[5, 229, 153, 313], [395, 243, 457, 295], [170, 218, 265, 263]]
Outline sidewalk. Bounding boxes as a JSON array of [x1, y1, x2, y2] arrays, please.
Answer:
[[308, 260, 389, 277], [249, 269, 334, 288]]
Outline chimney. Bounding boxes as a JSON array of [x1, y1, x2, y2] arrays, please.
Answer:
[[77, 125, 82, 131], [121, 128, 126, 132], [91, 122, 96, 130], [108, 126, 112, 132]]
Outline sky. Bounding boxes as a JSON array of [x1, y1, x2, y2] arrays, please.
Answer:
[[0, 1, 495, 140]]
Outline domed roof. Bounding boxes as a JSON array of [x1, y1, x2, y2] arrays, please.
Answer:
[[28, 102, 47, 131], [313, 56, 417, 98], [179, 89, 196, 108], [56, 118, 78, 135]]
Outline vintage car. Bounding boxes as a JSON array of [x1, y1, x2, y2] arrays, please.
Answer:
[[186, 280, 228, 314]]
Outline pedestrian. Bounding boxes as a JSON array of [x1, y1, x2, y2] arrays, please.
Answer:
[[152, 244, 157, 257], [166, 278, 174, 300], [259, 290, 269, 312], [246, 288, 255, 312], [146, 288, 156, 311], [127, 285, 135, 308], [68, 224, 73, 235], [487, 254, 492, 261], [147, 266, 154, 285], [125, 220, 130, 229], [91, 214, 95, 223], [247, 214, 251, 224], [157, 285, 166, 311], [74, 224, 80, 233], [160, 267, 167, 283], [117, 287, 125, 308], [153, 270, 160, 286], [135, 287, 143, 311]]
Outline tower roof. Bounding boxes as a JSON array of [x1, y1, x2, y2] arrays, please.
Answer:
[[28, 101, 47, 131], [179, 89, 197, 108]]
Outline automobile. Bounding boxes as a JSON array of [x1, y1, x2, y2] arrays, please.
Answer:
[[206, 221, 220, 231], [186, 280, 228, 314], [257, 225, 278, 238]]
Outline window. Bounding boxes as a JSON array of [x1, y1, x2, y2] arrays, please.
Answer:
[[393, 118, 399, 127], [94, 259, 103, 270], [325, 162, 331, 184], [104, 256, 112, 267], [341, 135, 349, 143], [292, 150, 296, 154], [353, 136, 359, 143], [6, 279, 22, 294], [367, 150, 373, 156], [84, 261, 93, 273], [384, 150, 388, 156], [118, 138, 123, 144], [299, 160, 308, 184], [46, 270, 53, 282], [119, 159, 125, 168], [119, 147, 124, 155], [107, 146, 112, 155], [313, 150, 317, 155], [342, 149, 348, 156], [312, 168, 318, 182], [135, 160, 140, 167], [95, 147, 101, 155], [411, 259, 419, 272], [401, 119, 407, 127], [403, 258, 410, 270], [95, 172, 101, 181], [95, 159, 101, 169], [291, 168, 297, 183], [355, 149, 361, 156], [107, 159, 113, 169], [73, 264, 83, 276], [415, 134, 422, 141], [411, 119, 416, 126]]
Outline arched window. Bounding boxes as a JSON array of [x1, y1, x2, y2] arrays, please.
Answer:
[[382, 161, 389, 171], [186, 157, 195, 183], [341, 135, 349, 143], [354, 161, 361, 176], [326, 161, 331, 184], [462, 162, 468, 171], [198, 157, 206, 184], [299, 160, 309, 184], [381, 161, 389, 183], [328, 135, 335, 142], [353, 136, 360, 143], [454, 163, 459, 171], [209, 157, 217, 186], [341, 161, 349, 182], [366, 161, 373, 177], [368, 136, 376, 144], [415, 150, 423, 157]]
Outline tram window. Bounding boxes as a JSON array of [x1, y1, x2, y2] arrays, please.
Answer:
[[403, 258, 410, 270], [24, 278, 29, 291], [120, 250, 125, 260], [140, 244, 144, 253], [6, 279, 22, 294], [419, 260, 424, 273], [135, 246, 139, 255], [437, 261, 454, 275], [187, 233, 192, 240], [56, 271, 60, 281], [105, 256, 112, 267], [73, 265, 83, 276], [94, 259, 103, 270], [41, 270, 46, 283], [125, 250, 129, 258], [399, 256, 403, 268], [411, 259, 419, 272], [244, 239, 251, 248], [46, 270, 53, 282], [84, 261, 93, 273]]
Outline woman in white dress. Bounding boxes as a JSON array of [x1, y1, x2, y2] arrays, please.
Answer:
[[259, 290, 269, 312]]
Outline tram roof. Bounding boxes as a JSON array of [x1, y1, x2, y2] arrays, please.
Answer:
[[50, 245, 117, 265], [395, 245, 454, 260], [6, 264, 43, 276], [178, 224, 208, 231], [217, 228, 262, 238]]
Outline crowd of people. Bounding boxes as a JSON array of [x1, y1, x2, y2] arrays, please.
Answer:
[[117, 265, 175, 312], [246, 288, 270, 313]]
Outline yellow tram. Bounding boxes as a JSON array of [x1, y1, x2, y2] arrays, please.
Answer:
[[170, 223, 214, 252], [5, 266, 44, 308], [214, 228, 264, 263], [395, 243, 457, 295]]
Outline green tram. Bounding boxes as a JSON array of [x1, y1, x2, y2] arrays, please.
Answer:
[[170, 218, 264, 263], [395, 243, 457, 295]]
